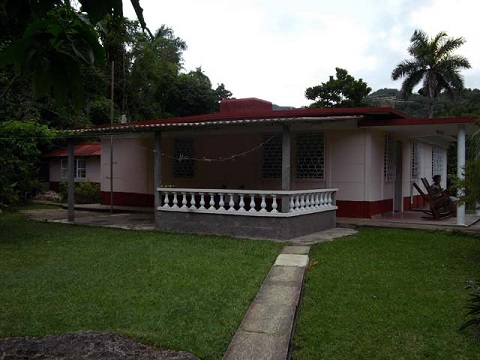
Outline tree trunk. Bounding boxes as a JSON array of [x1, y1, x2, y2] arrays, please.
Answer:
[[428, 95, 434, 118]]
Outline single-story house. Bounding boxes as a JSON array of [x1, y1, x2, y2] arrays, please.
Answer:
[[42, 142, 101, 191], [68, 98, 478, 240]]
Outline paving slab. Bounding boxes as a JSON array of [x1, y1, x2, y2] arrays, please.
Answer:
[[240, 302, 296, 334], [274, 254, 309, 267], [281, 245, 310, 255], [264, 266, 305, 285], [224, 331, 290, 360], [254, 282, 302, 307]]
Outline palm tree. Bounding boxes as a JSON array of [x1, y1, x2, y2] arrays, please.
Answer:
[[392, 29, 471, 117]]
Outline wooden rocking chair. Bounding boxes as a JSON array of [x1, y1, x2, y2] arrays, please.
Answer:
[[413, 178, 455, 219]]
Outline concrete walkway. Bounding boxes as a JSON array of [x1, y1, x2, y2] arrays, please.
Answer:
[[224, 245, 310, 360]]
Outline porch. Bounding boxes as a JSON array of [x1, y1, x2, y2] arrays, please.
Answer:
[[156, 188, 338, 240]]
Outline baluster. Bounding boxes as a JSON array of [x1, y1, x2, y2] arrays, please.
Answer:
[[249, 194, 256, 212], [172, 192, 179, 209], [320, 193, 325, 207], [181, 192, 187, 209], [271, 195, 278, 213], [239, 194, 246, 212], [305, 193, 311, 210], [190, 193, 196, 209], [294, 195, 300, 212], [327, 192, 333, 206], [289, 196, 294, 212], [300, 194, 306, 211], [260, 195, 267, 212], [162, 192, 170, 208], [315, 193, 320, 208], [219, 193, 225, 210], [228, 193, 235, 211], [209, 192, 215, 210], [199, 193, 205, 210]]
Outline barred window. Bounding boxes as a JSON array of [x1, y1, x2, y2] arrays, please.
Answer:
[[262, 135, 282, 178], [296, 132, 324, 179], [432, 146, 444, 178], [384, 134, 394, 182], [411, 141, 420, 179], [173, 138, 194, 178]]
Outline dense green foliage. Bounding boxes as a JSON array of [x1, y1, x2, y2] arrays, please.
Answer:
[[392, 29, 471, 117], [305, 67, 372, 108], [294, 228, 480, 359], [0, 121, 54, 207], [0, 0, 232, 206], [59, 180, 100, 204], [0, 211, 282, 359]]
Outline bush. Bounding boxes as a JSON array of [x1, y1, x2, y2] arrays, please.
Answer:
[[460, 280, 480, 331], [59, 180, 100, 204]]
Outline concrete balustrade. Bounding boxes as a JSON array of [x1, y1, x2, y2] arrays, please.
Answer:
[[157, 188, 337, 217]]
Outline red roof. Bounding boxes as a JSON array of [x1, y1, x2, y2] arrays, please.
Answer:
[[42, 142, 101, 158]]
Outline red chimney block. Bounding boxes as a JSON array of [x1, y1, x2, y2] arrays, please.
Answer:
[[220, 98, 272, 114]]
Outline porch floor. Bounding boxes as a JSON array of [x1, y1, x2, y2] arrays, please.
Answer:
[[338, 210, 480, 234]]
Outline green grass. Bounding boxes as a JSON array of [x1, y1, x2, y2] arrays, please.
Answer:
[[0, 211, 283, 359], [293, 228, 480, 359]]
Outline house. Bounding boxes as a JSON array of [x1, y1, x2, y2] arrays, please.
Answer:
[[69, 98, 478, 240], [42, 142, 101, 191]]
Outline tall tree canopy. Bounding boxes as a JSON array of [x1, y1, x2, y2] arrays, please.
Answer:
[[391, 29, 471, 118], [305, 68, 371, 108], [0, 0, 150, 109]]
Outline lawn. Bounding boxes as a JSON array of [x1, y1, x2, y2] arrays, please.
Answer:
[[0, 211, 283, 359], [293, 228, 480, 359]]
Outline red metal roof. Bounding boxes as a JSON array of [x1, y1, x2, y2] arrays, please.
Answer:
[[42, 142, 101, 158], [72, 106, 411, 135]]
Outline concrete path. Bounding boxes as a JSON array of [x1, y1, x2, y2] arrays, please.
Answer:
[[224, 246, 310, 360]]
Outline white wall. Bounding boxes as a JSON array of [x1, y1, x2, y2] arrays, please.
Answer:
[[101, 136, 154, 194]]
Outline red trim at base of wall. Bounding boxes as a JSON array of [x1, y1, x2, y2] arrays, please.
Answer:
[[336, 199, 393, 218], [410, 194, 426, 209], [100, 191, 154, 207]]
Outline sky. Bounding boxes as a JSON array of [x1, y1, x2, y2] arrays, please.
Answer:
[[124, 0, 480, 108]]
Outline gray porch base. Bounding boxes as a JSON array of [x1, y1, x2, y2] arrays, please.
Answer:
[[155, 210, 336, 240]]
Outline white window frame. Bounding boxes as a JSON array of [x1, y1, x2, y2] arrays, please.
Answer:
[[61, 157, 87, 179]]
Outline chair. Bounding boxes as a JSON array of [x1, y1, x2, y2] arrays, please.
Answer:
[[413, 178, 455, 219]]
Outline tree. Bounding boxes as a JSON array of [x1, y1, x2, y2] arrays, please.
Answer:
[[391, 29, 471, 118], [166, 68, 232, 117], [305, 68, 371, 108], [0, 0, 150, 109]]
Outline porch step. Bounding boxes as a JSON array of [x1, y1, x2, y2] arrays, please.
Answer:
[[223, 246, 310, 360]]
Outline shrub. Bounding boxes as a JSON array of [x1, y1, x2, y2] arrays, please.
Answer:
[[59, 180, 100, 204], [460, 280, 480, 331]]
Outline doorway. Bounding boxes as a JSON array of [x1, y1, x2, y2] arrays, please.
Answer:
[[394, 141, 403, 212]]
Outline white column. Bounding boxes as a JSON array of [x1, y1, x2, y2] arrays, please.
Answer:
[[281, 126, 291, 212], [457, 124, 466, 226]]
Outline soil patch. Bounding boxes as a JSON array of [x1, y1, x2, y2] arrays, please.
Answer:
[[0, 331, 199, 360]]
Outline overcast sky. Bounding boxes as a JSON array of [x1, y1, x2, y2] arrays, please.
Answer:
[[124, 0, 480, 108]]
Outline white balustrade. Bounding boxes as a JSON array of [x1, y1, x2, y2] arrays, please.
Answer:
[[157, 188, 337, 217]]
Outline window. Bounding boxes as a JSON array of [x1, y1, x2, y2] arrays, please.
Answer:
[[384, 134, 394, 182], [61, 157, 87, 179], [173, 138, 195, 178], [432, 146, 444, 178], [296, 132, 324, 179], [262, 134, 282, 178], [411, 141, 420, 179]]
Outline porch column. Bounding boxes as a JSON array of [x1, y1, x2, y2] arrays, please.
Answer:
[[67, 139, 75, 221], [281, 126, 291, 212], [154, 131, 162, 210], [457, 124, 466, 226]]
